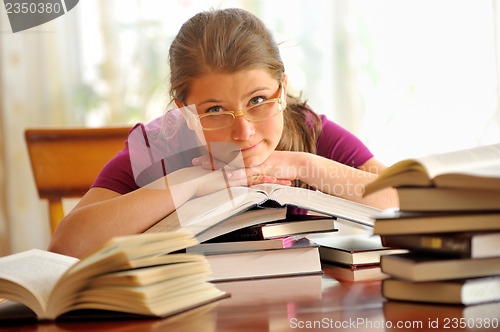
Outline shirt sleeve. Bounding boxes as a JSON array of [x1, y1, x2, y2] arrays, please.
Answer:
[[91, 137, 139, 195], [316, 114, 374, 168], [91, 113, 202, 195]]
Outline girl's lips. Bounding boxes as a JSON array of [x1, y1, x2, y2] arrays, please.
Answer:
[[240, 141, 262, 152]]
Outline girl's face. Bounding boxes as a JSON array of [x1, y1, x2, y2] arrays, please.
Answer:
[[180, 69, 287, 167]]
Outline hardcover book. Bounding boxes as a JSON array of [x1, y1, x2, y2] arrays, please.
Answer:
[[395, 186, 500, 212], [202, 238, 322, 282], [373, 210, 500, 236], [382, 277, 500, 305], [205, 215, 336, 242], [380, 232, 500, 258], [380, 253, 500, 282], [311, 234, 407, 267]]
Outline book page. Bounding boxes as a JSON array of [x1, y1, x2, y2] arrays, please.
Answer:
[[149, 186, 264, 239], [195, 208, 287, 243], [269, 184, 380, 226], [0, 249, 78, 313], [416, 143, 500, 179], [311, 234, 385, 252]]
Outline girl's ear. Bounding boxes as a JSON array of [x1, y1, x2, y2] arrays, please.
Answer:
[[281, 74, 288, 109], [281, 74, 288, 93]]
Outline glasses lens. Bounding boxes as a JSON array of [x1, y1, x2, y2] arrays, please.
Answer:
[[199, 99, 282, 130], [245, 101, 280, 121], [200, 114, 234, 129]]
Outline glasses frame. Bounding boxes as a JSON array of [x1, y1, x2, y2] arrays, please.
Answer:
[[195, 83, 285, 131]]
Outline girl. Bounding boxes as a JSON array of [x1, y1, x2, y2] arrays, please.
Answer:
[[49, 8, 397, 258]]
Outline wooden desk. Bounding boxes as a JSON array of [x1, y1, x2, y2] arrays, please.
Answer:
[[2, 266, 500, 331]]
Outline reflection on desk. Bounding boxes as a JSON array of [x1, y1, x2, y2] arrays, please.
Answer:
[[1, 270, 500, 331]]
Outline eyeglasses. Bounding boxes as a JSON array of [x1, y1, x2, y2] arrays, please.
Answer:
[[195, 84, 285, 131]]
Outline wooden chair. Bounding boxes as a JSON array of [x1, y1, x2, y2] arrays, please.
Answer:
[[25, 127, 130, 235]]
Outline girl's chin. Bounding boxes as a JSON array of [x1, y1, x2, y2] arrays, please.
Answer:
[[242, 155, 267, 168]]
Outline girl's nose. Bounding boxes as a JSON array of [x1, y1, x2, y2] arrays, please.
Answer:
[[231, 115, 255, 141]]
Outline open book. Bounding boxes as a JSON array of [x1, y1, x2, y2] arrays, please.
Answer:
[[0, 232, 226, 321], [145, 183, 380, 242], [364, 143, 500, 196]]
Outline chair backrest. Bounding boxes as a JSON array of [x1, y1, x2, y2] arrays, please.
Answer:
[[25, 127, 130, 235]]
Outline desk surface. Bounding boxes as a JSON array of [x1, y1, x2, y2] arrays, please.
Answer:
[[2, 266, 500, 331]]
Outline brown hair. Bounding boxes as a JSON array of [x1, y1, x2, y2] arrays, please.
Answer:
[[169, 8, 322, 154]]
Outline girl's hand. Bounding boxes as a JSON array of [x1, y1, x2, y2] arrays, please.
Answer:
[[192, 153, 294, 189], [192, 154, 227, 170], [193, 151, 300, 187], [244, 151, 307, 183]]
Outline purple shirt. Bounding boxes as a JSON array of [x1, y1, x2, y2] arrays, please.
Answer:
[[92, 113, 374, 197]]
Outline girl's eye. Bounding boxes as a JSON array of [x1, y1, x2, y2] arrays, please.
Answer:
[[206, 106, 224, 114], [249, 96, 265, 105]]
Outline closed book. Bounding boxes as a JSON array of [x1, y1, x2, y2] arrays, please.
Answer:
[[383, 300, 500, 326], [380, 253, 500, 282], [396, 186, 500, 212], [381, 232, 500, 258], [382, 277, 500, 305], [187, 236, 309, 254], [207, 215, 336, 242], [311, 234, 407, 267], [216, 274, 323, 306], [323, 263, 388, 282], [373, 209, 500, 235], [147, 206, 288, 243], [204, 241, 322, 282]]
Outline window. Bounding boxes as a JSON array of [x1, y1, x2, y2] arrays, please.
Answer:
[[342, 0, 500, 163], [75, 0, 500, 164]]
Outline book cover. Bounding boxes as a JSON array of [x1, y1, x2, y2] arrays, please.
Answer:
[[373, 209, 500, 235], [205, 215, 336, 242], [310, 234, 407, 267], [322, 263, 388, 282], [380, 232, 500, 258], [396, 186, 500, 212], [216, 274, 323, 306], [204, 240, 322, 282], [380, 253, 500, 282], [382, 276, 500, 305], [187, 236, 309, 254], [383, 299, 500, 326]]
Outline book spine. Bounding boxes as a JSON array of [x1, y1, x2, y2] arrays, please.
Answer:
[[206, 227, 265, 242], [380, 234, 471, 258]]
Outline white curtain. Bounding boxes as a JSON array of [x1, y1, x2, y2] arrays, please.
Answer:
[[0, 7, 82, 253], [0, 46, 9, 256]]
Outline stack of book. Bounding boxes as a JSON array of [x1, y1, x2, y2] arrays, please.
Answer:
[[364, 143, 500, 305], [308, 234, 406, 282], [145, 183, 382, 281], [186, 215, 336, 281]]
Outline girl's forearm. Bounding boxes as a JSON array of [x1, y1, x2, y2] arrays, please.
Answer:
[[297, 153, 398, 210], [48, 166, 253, 258], [48, 168, 203, 258], [48, 185, 177, 258]]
